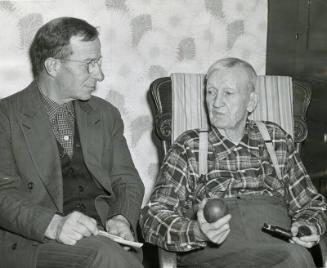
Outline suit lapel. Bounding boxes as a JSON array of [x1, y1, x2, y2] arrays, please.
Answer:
[[18, 83, 63, 211], [75, 101, 110, 190]]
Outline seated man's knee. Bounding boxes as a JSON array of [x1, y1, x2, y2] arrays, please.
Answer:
[[86, 236, 143, 268], [272, 244, 315, 268]]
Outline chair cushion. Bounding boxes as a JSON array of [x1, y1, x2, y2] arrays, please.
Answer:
[[171, 73, 207, 141], [250, 75, 293, 138]]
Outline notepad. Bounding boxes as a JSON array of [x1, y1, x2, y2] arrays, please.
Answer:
[[98, 230, 143, 248]]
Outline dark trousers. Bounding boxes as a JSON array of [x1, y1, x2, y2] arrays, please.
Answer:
[[178, 195, 316, 268], [36, 235, 143, 268]]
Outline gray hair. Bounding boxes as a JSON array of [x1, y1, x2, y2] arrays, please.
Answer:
[[206, 57, 257, 92]]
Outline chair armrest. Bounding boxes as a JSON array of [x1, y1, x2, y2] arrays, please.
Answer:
[[158, 247, 177, 268]]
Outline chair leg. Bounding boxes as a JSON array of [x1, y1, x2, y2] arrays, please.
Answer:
[[318, 233, 327, 267], [158, 247, 177, 268]]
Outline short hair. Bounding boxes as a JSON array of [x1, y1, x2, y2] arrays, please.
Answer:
[[29, 17, 99, 77], [206, 57, 257, 92]]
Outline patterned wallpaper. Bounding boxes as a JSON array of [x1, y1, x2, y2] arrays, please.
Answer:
[[0, 0, 267, 204]]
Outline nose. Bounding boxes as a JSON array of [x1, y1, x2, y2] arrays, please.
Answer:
[[213, 91, 224, 108], [91, 63, 104, 82]]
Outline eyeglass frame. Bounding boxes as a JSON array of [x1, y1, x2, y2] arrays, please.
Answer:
[[57, 57, 102, 74]]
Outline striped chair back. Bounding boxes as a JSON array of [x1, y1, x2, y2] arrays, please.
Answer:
[[171, 73, 293, 142]]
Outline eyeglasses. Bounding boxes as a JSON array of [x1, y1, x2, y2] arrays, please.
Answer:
[[59, 57, 102, 74]]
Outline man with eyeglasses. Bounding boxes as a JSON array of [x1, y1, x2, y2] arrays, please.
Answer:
[[0, 17, 144, 268]]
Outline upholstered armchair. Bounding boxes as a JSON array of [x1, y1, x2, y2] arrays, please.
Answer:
[[148, 74, 327, 268]]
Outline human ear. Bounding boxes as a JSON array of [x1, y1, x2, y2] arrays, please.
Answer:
[[247, 92, 258, 113], [44, 57, 60, 77]]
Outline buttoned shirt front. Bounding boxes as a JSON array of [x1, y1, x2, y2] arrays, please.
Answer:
[[39, 90, 75, 157], [140, 120, 327, 252]]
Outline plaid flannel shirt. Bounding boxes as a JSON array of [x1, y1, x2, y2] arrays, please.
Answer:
[[140, 120, 327, 252]]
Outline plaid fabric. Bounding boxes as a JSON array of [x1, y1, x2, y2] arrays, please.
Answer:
[[39, 91, 75, 157], [140, 120, 327, 252]]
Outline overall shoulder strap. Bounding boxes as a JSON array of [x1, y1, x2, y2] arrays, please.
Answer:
[[199, 130, 208, 176], [255, 121, 283, 181]]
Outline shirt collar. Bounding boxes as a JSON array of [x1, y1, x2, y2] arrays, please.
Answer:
[[38, 88, 74, 121], [208, 120, 261, 160]]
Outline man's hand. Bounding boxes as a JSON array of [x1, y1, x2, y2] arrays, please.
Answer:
[[194, 199, 231, 244], [106, 215, 134, 251], [291, 222, 320, 248], [45, 211, 98, 245]]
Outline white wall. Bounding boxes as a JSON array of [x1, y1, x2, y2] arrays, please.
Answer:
[[0, 0, 267, 204]]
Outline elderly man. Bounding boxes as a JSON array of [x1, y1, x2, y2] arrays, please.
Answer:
[[0, 17, 144, 268], [141, 58, 326, 268]]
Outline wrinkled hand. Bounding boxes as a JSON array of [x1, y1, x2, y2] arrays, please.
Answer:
[[291, 222, 320, 248], [106, 215, 134, 250], [45, 211, 98, 246], [194, 199, 231, 244]]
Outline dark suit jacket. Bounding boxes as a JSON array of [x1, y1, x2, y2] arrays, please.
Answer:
[[0, 81, 144, 268]]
